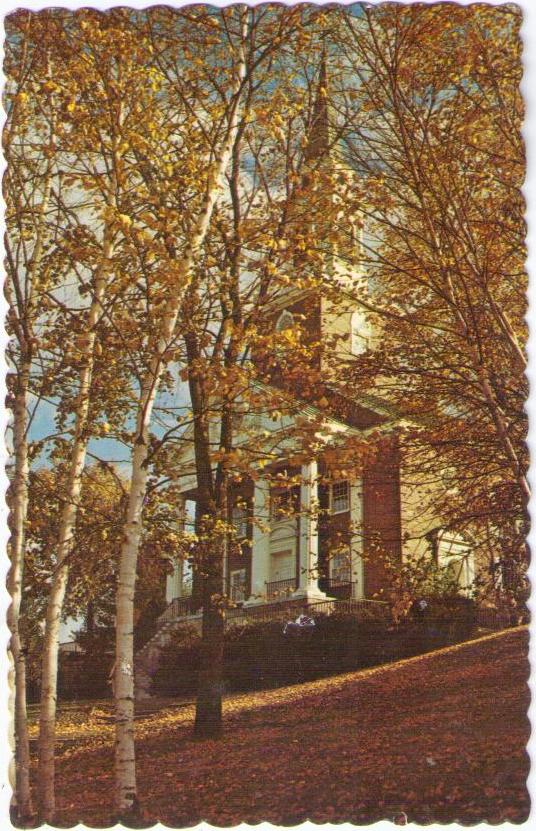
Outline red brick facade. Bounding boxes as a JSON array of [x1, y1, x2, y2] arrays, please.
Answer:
[[362, 436, 402, 598]]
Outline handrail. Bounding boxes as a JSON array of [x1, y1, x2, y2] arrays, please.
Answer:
[[156, 588, 390, 628], [265, 577, 297, 600], [157, 594, 195, 625]]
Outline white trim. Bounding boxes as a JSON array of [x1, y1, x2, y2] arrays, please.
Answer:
[[351, 310, 369, 356]]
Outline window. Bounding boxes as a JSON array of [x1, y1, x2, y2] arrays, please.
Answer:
[[275, 309, 294, 332], [269, 549, 295, 582], [270, 486, 299, 521], [330, 551, 351, 583], [437, 531, 475, 593], [331, 481, 350, 514], [181, 560, 193, 597], [232, 505, 248, 539], [351, 310, 368, 356], [230, 569, 247, 602]]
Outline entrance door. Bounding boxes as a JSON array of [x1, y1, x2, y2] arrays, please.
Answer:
[[270, 549, 294, 581], [268, 549, 295, 598]]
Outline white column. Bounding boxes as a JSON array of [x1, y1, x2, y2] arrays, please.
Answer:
[[350, 481, 364, 599], [295, 460, 327, 600], [166, 494, 186, 602], [245, 476, 271, 603], [165, 562, 182, 603]]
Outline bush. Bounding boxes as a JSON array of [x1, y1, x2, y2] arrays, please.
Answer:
[[58, 628, 114, 701], [58, 648, 114, 701], [152, 598, 478, 698], [150, 625, 200, 697]]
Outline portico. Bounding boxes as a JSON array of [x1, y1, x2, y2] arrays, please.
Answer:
[[165, 453, 367, 610]]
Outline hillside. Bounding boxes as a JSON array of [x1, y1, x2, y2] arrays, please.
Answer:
[[48, 628, 530, 826]]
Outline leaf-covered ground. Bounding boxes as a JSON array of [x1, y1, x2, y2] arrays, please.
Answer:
[[43, 628, 529, 827]]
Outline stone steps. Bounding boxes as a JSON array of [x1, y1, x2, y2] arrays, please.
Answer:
[[134, 617, 200, 700]]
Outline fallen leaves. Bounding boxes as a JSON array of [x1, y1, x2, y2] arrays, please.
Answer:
[[31, 627, 530, 827]]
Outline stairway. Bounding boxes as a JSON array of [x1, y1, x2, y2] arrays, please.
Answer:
[[134, 615, 202, 700]]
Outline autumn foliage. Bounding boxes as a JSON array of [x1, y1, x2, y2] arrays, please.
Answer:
[[4, 2, 527, 824]]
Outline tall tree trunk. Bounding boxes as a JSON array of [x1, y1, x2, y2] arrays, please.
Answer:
[[192, 107, 246, 739], [191, 372, 235, 737], [8, 355, 34, 823], [37, 257, 109, 823], [183, 330, 225, 737], [113, 15, 248, 809], [193, 485, 227, 737], [114, 387, 156, 821], [194, 552, 226, 737], [86, 600, 95, 637], [6, 90, 55, 819]]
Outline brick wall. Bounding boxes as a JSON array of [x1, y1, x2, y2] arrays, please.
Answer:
[[362, 436, 402, 598]]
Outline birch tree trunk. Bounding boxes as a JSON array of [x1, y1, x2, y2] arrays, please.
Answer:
[[37, 248, 110, 823], [36, 55, 125, 814], [8, 355, 34, 822], [6, 90, 54, 819], [114, 13, 249, 815]]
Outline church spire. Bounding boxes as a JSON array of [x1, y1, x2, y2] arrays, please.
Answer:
[[305, 47, 332, 164]]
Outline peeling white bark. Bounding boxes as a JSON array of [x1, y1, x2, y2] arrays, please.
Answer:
[[114, 13, 249, 815], [37, 238, 111, 823], [8, 358, 33, 822]]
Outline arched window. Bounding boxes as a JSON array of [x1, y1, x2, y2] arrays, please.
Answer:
[[351, 310, 367, 356], [437, 531, 475, 593], [275, 309, 294, 333]]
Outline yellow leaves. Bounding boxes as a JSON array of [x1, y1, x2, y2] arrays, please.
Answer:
[[256, 108, 269, 125], [116, 213, 133, 229], [41, 80, 60, 95]]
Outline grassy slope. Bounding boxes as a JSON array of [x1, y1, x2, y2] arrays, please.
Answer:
[[49, 627, 530, 827]]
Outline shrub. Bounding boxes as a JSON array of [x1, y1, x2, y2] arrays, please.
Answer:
[[152, 600, 478, 698], [57, 628, 115, 701], [58, 647, 114, 701]]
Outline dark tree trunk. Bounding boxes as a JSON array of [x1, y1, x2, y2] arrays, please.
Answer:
[[86, 600, 95, 636], [185, 328, 228, 737], [194, 577, 225, 738]]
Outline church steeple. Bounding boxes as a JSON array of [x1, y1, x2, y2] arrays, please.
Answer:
[[261, 47, 371, 378], [305, 48, 332, 165]]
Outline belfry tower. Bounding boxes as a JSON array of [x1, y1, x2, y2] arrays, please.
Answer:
[[262, 49, 377, 426]]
